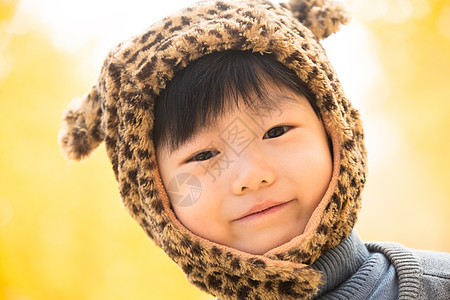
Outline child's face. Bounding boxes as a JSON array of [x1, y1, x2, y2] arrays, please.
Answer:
[[156, 84, 333, 255]]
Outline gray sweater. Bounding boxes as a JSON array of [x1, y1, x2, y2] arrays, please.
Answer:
[[312, 231, 450, 299]]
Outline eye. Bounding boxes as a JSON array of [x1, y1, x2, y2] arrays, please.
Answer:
[[187, 150, 220, 162], [263, 125, 292, 139]]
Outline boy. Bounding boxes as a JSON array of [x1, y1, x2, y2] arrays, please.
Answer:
[[59, 0, 450, 299]]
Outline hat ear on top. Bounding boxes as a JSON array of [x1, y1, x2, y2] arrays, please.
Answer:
[[283, 0, 350, 39]]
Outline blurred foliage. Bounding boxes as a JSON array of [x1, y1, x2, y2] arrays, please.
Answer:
[[0, 0, 18, 22], [354, 0, 450, 251], [372, 0, 450, 192], [0, 0, 449, 299]]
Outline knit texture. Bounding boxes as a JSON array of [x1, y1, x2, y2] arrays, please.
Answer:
[[58, 0, 366, 298], [313, 232, 449, 299], [313, 232, 399, 299], [312, 231, 370, 296]]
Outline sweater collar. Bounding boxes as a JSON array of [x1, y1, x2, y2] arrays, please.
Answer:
[[312, 231, 424, 299], [312, 231, 369, 296]]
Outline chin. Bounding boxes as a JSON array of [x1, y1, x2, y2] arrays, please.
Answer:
[[235, 229, 302, 255]]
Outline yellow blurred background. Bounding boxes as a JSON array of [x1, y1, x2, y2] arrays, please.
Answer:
[[0, 0, 449, 299]]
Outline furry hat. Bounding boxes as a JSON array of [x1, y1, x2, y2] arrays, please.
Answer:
[[59, 0, 366, 298]]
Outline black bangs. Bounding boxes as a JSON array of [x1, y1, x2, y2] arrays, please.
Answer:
[[153, 50, 318, 152]]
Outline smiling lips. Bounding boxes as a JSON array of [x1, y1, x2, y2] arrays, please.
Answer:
[[233, 200, 293, 222]]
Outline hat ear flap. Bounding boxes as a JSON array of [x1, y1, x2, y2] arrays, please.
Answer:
[[286, 0, 350, 39], [58, 85, 105, 161]]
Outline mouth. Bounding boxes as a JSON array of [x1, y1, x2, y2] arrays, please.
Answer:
[[233, 200, 294, 222]]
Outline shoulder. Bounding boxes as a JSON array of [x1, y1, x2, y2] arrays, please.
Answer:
[[413, 249, 450, 299], [366, 241, 450, 300]]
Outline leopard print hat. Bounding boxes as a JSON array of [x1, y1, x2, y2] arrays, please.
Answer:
[[59, 0, 366, 298]]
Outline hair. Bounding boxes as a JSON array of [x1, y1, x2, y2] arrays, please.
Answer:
[[153, 50, 319, 152]]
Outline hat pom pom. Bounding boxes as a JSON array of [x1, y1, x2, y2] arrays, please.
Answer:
[[287, 0, 350, 39], [58, 85, 105, 161]]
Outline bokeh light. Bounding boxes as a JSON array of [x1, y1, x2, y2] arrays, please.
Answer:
[[1, 0, 449, 299]]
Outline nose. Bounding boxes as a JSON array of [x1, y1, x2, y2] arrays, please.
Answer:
[[231, 145, 275, 195]]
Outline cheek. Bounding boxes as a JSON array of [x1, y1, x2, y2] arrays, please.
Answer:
[[171, 196, 214, 239], [170, 178, 212, 220], [306, 140, 333, 199], [156, 149, 233, 243], [279, 135, 333, 198], [312, 151, 333, 198], [169, 176, 230, 239]]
